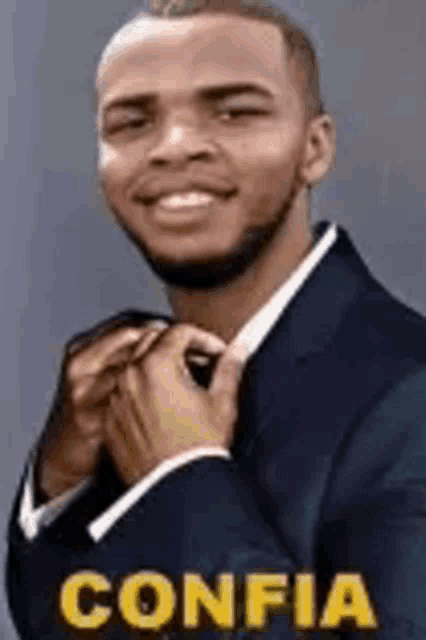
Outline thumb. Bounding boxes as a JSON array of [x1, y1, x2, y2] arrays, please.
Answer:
[[210, 342, 247, 416]]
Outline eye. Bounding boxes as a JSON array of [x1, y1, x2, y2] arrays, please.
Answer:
[[104, 116, 151, 137], [217, 108, 268, 123], [125, 118, 148, 129]]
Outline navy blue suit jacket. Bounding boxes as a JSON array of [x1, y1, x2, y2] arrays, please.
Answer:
[[6, 223, 426, 638]]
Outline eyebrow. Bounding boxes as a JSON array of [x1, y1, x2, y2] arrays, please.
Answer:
[[198, 82, 276, 101], [102, 82, 276, 114]]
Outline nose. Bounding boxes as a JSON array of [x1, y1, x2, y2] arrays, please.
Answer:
[[147, 119, 216, 167]]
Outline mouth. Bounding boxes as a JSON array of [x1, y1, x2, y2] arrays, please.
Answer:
[[137, 180, 237, 206], [155, 190, 218, 210], [139, 188, 237, 228]]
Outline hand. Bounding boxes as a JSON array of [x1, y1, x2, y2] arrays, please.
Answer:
[[37, 325, 165, 499], [104, 324, 246, 486]]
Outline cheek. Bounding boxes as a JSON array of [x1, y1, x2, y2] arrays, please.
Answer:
[[253, 133, 291, 158], [217, 131, 303, 227], [223, 128, 303, 179], [99, 140, 138, 197], [98, 140, 120, 174], [225, 132, 302, 210]]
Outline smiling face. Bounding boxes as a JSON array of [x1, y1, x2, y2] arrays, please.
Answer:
[[97, 14, 323, 289]]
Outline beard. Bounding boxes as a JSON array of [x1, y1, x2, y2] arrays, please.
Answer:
[[105, 178, 301, 291]]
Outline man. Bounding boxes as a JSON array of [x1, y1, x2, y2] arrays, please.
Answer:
[[6, 0, 426, 638]]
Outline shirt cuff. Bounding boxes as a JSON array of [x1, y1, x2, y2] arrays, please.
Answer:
[[18, 458, 93, 541], [88, 446, 231, 542]]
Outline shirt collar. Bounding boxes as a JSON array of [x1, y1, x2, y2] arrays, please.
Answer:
[[151, 223, 338, 365], [229, 222, 338, 362]]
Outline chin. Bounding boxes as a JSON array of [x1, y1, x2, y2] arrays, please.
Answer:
[[142, 235, 267, 290], [111, 191, 297, 289], [147, 246, 232, 265], [144, 234, 238, 265]]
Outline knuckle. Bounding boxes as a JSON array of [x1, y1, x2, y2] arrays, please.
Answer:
[[175, 322, 193, 334], [169, 323, 192, 340], [70, 382, 87, 405], [118, 326, 144, 342], [67, 354, 94, 383], [67, 357, 82, 383], [143, 350, 163, 373], [143, 353, 174, 383]]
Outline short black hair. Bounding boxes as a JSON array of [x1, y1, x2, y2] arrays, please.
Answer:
[[145, 0, 326, 120]]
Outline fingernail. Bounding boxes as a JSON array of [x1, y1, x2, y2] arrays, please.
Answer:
[[146, 320, 169, 331]]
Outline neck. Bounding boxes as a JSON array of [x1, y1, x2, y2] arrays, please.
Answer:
[[169, 189, 314, 343]]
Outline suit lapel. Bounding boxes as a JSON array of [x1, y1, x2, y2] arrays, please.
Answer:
[[232, 223, 374, 461], [229, 224, 419, 564]]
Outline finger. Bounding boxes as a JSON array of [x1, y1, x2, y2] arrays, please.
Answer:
[[112, 376, 147, 452], [72, 369, 118, 407], [210, 343, 247, 418], [71, 328, 163, 408], [130, 326, 167, 362], [66, 315, 151, 357], [145, 325, 227, 375], [104, 406, 134, 484], [106, 392, 151, 485], [68, 326, 147, 381]]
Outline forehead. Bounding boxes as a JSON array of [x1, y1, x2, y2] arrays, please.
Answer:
[[98, 15, 291, 107]]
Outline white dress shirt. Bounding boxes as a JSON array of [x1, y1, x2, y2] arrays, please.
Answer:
[[19, 223, 337, 542]]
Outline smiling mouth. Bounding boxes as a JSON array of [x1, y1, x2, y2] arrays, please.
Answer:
[[156, 190, 216, 210], [142, 189, 237, 230], [139, 186, 237, 209]]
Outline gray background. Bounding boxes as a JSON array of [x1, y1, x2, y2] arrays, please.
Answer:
[[1, 0, 425, 636]]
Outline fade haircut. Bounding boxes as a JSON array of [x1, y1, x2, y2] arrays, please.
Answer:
[[101, 0, 326, 122]]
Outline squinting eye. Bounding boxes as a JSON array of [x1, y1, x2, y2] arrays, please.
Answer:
[[105, 118, 150, 136], [126, 120, 146, 128], [218, 109, 267, 122]]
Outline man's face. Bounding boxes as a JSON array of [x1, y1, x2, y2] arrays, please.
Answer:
[[98, 14, 309, 289]]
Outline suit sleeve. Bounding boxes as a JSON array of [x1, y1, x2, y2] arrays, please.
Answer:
[[316, 364, 426, 639], [7, 456, 299, 639]]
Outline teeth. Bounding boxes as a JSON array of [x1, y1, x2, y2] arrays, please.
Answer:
[[157, 191, 215, 209]]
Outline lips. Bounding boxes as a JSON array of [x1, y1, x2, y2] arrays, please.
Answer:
[[134, 178, 236, 206]]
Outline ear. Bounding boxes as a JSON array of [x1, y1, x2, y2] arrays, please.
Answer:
[[299, 114, 336, 186]]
